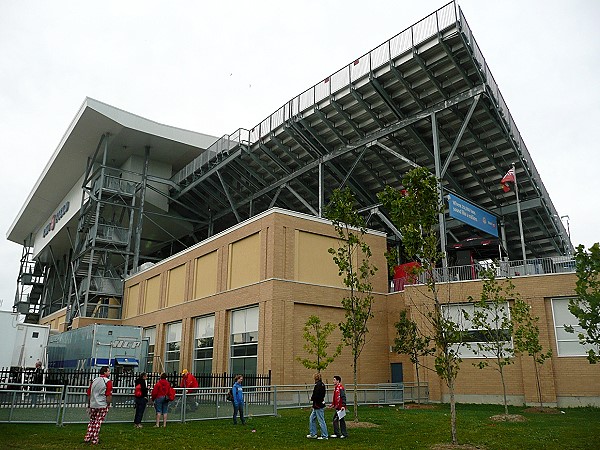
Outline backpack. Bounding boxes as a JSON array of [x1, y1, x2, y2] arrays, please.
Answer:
[[168, 386, 176, 402], [226, 388, 234, 402], [134, 383, 142, 398]]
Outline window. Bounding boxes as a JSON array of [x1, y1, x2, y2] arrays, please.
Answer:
[[194, 315, 215, 375], [144, 327, 156, 373], [552, 297, 594, 357], [164, 322, 182, 373], [230, 306, 259, 375], [442, 302, 512, 358]]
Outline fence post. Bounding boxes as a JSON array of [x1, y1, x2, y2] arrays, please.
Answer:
[[273, 385, 277, 416], [57, 385, 65, 427], [181, 389, 186, 423]]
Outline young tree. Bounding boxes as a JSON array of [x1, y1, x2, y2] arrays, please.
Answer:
[[566, 243, 600, 364], [512, 298, 552, 408], [296, 315, 343, 373], [466, 267, 518, 416], [378, 167, 463, 445], [393, 309, 433, 403], [325, 187, 377, 422]]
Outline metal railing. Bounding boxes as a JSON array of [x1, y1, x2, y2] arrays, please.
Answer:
[[171, 129, 251, 185], [391, 256, 576, 292], [272, 383, 405, 410], [171, 2, 459, 186], [0, 382, 411, 425]]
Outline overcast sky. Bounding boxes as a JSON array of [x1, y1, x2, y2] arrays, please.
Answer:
[[1, 0, 598, 311]]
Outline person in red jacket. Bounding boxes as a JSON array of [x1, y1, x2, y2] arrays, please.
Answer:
[[328, 375, 347, 438], [151, 373, 172, 428], [180, 369, 199, 412]]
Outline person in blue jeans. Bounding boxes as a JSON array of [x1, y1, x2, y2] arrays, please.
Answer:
[[307, 372, 328, 440], [232, 374, 245, 425]]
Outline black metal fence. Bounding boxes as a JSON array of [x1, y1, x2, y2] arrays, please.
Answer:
[[0, 367, 271, 390]]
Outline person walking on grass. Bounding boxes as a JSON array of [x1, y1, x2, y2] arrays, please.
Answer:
[[328, 375, 348, 438], [232, 374, 245, 425], [151, 373, 172, 428], [307, 372, 328, 440], [84, 366, 112, 445]]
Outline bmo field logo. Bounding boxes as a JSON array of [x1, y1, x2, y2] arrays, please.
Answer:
[[43, 201, 70, 237]]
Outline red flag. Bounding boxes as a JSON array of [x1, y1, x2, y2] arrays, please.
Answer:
[[501, 168, 515, 192]]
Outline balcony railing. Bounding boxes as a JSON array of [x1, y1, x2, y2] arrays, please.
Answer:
[[390, 256, 576, 292]]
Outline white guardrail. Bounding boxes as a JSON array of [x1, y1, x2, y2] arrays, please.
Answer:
[[0, 382, 422, 425]]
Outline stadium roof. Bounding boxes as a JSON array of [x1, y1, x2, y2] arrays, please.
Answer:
[[7, 97, 217, 247]]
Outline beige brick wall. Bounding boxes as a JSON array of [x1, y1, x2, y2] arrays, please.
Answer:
[[402, 273, 600, 406], [112, 209, 600, 406]]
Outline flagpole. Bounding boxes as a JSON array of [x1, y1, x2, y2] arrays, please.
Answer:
[[512, 162, 527, 272]]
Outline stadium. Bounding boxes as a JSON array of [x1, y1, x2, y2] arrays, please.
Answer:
[[7, 2, 598, 406]]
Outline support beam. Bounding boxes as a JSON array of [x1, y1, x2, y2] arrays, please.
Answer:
[[373, 141, 420, 169], [286, 183, 318, 216], [216, 170, 241, 223], [318, 161, 324, 217], [441, 94, 480, 177], [432, 113, 448, 269]]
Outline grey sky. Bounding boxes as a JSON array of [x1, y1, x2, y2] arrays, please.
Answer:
[[1, 0, 599, 310]]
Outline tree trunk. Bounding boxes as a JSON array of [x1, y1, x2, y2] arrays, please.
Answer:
[[449, 377, 458, 445], [353, 353, 358, 422], [500, 365, 508, 415], [415, 360, 421, 404], [533, 357, 543, 408]]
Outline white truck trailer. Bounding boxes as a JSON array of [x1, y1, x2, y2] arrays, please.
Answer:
[[0, 310, 50, 369]]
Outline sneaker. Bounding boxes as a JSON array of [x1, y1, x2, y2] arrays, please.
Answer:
[[306, 434, 317, 439], [340, 435, 347, 439], [330, 434, 338, 438], [317, 436, 328, 440]]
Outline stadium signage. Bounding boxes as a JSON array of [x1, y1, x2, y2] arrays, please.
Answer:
[[447, 194, 498, 237], [43, 201, 70, 237]]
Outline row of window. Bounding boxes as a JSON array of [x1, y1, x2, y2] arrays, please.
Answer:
[[143, 306, 259, 374], [440, 297, 593, 358], [139, 298, 591, 373]]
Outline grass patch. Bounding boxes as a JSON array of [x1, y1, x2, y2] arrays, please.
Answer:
[[1, 403, 599, 449]]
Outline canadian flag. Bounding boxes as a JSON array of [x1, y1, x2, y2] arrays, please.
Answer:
[[501, 168, 515, 192]]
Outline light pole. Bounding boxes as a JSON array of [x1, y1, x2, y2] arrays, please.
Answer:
[[560, 215, 571, 239]]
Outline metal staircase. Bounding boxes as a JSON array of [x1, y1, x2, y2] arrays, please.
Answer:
[[68, 148, 138, 325], [14, 244, 45, 323]]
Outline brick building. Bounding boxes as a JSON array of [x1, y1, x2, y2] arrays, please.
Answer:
[[42, 208, 599, 407]]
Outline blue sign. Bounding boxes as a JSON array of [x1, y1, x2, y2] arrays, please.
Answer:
[[447, 194, 498, 237]]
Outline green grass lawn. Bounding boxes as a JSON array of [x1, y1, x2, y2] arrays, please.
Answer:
[[2, 404, 599, 449]]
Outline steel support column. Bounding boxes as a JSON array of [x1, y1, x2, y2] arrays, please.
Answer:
[[318, 161, 324, 217], [432, 112, 448, 269], [133, 146, 150, 271]]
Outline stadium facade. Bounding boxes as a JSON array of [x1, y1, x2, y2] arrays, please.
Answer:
[[8, 2, 598, 406]]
